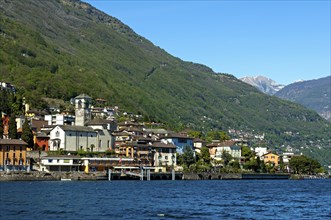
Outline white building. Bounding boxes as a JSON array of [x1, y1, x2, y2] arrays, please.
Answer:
[[254, 147, 268, 158], [49, 125, 98, 152], [153, 142, 177, 172], [45, 114, 75, 125], [215, 145, 241, 159], [39, 156, 82, 172]]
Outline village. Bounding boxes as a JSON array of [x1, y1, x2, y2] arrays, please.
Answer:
[[0, 82, 325, 180]]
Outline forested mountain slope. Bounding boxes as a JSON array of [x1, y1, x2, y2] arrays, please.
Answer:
[[0, 0, 330, 155], [275, 76, 331, 121]]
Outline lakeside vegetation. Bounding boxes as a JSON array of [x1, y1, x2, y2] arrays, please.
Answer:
[[176, 146, 325, 175]]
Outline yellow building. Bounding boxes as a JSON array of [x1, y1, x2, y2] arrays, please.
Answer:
[[0, 139, 29, 171], [262, 152, 279, 166]]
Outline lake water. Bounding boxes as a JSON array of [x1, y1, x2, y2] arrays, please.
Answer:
[[0, 179, 330, 219]]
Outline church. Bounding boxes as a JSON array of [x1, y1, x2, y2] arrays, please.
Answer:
[[47, 94, 115, 152]]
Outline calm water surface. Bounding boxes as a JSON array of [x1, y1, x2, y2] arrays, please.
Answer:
[[0, 179, 330, 219]]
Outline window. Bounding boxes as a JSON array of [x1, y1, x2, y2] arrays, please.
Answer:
[[56, 131, 60, 137], [48, 159, 53, 163], [6, 146, 10, 151], [178, 138, 187, 143], [165, 156, 168, 160]]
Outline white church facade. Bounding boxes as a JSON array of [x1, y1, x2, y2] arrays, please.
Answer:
[[48, 94, 115, 152]]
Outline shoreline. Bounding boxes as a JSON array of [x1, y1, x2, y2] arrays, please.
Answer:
[[1, 171, 326, 181]]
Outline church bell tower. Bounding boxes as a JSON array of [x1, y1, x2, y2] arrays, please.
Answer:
[[75, 94, 91, 126]]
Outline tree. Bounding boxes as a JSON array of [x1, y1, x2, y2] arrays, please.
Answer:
[[221, 150, 233, 166], [8, 113, 17, 139], [188, 130, 203, 139], [244, 158, 259, 172], [289, 155, 323, 174], [200, 146, 211, 164], [205, 130, 231, 143], [0, 119, 3, 138], [0, 90, 11, 115], [219, 131, 230, 141], [21, 118, 34, 148], [279, 156, 285, 172], [229, 160, 241, 169], [181, 146, 195, 168], [241, 146, 254, 162]]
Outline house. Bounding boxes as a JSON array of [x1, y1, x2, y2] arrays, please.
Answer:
[[35, 131, 50, 151], [115, 139, 176, 173], [0, 139, 29, 171], [48, 125, 98, 152], [1, 114, 9, 139], [39, 155, 82, 172], [15, 116, 25, 130], [143, 128, 169, 137], [112, 131, 133, 148], [281, 152, 300, 172], [30, 119, 48, 133], [25, 109, 47, 120], [153, 142, 176, 172], [160, 133, 194, 154], [262, 152, 279, 166], [206, 141, 220, 158], [117, 120, 144, 131], [115, 141, 154, 167], [81, 157, 135, 173], [193, 138, 206, 154], [254, 147, 268, 158], [207, 140, 242, 161], [44, 114, 75, 126]]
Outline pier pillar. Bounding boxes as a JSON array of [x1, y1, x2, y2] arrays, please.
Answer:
[[140, 168, 144, 181], [147, 169, 150, 181], [108, 169, 111, 181], [172, 169, 175, 180]]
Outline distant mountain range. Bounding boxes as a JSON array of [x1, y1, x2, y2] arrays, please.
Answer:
[[240, 76, 284, 95], [241, 75, 331, 121], [275, 76, 331, 121]]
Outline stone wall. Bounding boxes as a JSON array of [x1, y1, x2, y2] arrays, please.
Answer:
[[182, 172, 241, 180], [0, 171, 107, 181]]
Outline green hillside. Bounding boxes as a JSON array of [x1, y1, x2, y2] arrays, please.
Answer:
[[0, 0, 330, 164], [275, 76, 331, 121]]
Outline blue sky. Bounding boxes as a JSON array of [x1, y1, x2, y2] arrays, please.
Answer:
[[84, 0, 330, 85]]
